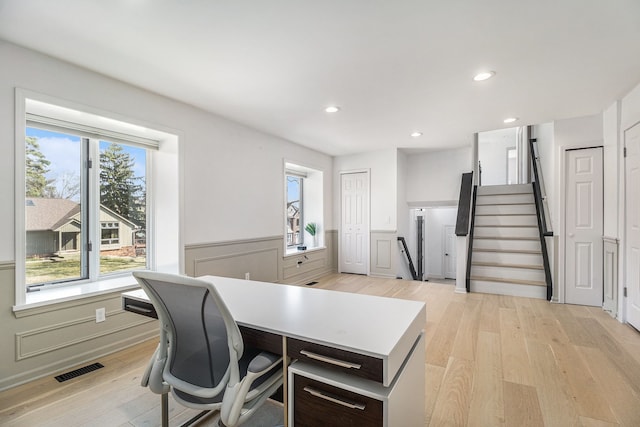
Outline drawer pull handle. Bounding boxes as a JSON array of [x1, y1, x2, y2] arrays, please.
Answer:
[[126, 304, 153, 314], [299, 350, 362, 369], [303, 386, 366, 410]]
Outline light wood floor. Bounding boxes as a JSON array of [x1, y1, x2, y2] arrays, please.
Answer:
[[2, 273, 640, 426]]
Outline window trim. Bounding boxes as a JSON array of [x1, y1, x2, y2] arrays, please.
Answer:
[[283, 160, 324, 255], [14, 89, 180, 308]]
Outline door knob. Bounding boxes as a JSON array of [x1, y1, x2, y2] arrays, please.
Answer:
[[568, 233, 574, 238]]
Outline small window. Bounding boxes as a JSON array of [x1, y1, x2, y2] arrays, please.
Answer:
[[286, 175, 303, 247], [284, 162, 323, 253]]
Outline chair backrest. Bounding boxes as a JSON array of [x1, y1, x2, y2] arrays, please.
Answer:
[[133, 271, 243, 392]]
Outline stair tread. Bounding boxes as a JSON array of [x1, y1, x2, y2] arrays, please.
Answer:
[[474, 236, 539, 241], [470, 276, 547, 287], [472, 261, 544, 270], [475, 224, 537, 228], [473, 248, 542, 254], [477, 192, 532, 196], [476, 202, 534, 206], [475, 213, 537, 216]]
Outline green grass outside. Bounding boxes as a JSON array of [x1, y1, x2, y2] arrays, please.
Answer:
[[26, 253, 146, 285]]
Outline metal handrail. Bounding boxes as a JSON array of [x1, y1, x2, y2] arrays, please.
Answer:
[[465, 185, 478, 292], [529, 135, 553, 300], [529, 138, 553, 236], [397, 237, 418, 280]]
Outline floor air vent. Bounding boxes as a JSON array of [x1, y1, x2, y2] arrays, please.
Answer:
[[305, 281, 318, 286], [55, 362, 104, 382]]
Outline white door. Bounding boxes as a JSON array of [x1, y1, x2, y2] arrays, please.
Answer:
[[340, 172, 369, 274], [444, 225, 456, 279], [565, 147, 604, 306], [625, 123, 640, 329]]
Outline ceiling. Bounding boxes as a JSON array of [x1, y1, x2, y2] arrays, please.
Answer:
[[1, 0, 639, 156]]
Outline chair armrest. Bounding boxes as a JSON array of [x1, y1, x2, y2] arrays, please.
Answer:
[[248, 351, 281, 374]]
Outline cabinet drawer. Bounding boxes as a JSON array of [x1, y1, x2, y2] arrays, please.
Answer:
[[292, 374, 382, 427], [287, 337, 383, 383], [239, 326, 282, 355]]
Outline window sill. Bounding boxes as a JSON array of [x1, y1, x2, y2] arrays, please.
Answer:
[[284, 246, 326, 258], [13, 274, 140, 316]]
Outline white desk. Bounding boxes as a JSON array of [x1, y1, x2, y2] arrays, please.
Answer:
[[123, 275, 426, 426]]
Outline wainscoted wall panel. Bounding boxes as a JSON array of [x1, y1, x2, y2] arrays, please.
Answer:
[[376, 240, 392, 269], [185, 236, 284, 282], [0, 262, 157, 391], [370, 230, 397, 278], [194, 248, 280, 282], [186, 231, 338, 286], [16, 309, 151, 360]]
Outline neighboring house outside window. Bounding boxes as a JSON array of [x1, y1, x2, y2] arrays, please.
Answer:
[[286, 174, 302, 247]]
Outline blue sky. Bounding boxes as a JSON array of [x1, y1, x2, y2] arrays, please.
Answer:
[[287, 176, 300, 204], [26, 127, 146, 198]]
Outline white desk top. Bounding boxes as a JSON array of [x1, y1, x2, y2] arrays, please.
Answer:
[[124, 275, 426, 385]]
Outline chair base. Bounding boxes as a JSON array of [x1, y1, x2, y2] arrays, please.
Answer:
[[161, 393, 214, 427]]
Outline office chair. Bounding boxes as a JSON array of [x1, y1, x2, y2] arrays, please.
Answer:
[[133, 271, 284, 427]]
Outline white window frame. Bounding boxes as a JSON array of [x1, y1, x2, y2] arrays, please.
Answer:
[[14, 89, 181, 309], [284, 161, 324, 255]]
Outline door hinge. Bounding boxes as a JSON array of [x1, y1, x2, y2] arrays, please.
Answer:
[[87, 159, 93, 168], [87, 241, 93, 252], [624, 287, 628, 297], [624, 147, 627, 158]]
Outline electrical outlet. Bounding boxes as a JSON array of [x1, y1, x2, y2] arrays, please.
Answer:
[[96, 307, 106, 323], [245, 272, 250, 280]]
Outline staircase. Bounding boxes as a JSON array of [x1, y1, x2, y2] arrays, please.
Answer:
[[470, 184, 547, 299]]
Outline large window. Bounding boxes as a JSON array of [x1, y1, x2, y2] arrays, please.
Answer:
[[15, 93, 180, 307], [24, 126, 149, 290]]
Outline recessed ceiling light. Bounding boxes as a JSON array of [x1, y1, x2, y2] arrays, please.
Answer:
[[473, 71, 495, 81], [503, 117, 519, 124], [325, 106, 340, 113], [411, 132, 423, 137]]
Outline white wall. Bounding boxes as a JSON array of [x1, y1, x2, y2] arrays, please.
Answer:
[[334, 149, 397, 230], [406, 147, 473, 205], [396, 150, 412, 278], [478, 127, 519, 186], [621, 81, 640, 131], [603, 102, 621, 238]]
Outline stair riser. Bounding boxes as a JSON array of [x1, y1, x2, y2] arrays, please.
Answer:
[[473, 239, 541, 251], [476, 194, 534, 205], [475, 204, 536, 215], [474, 227, 539, 238], [477, 184, 532, 196], [471, 265, 546, 281], [470, 280, 547, 299], [474, 215, 538, 227], [472, 251, 543, 265]]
